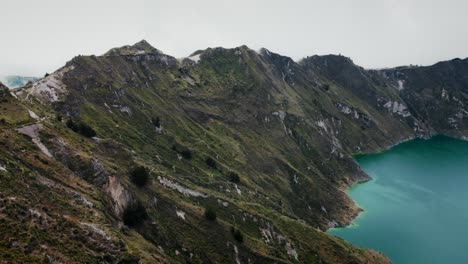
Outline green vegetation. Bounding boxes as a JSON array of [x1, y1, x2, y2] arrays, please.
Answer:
[[204, 208, 217, 221], [66, 119, 97, 138], [172, 143, 192, 159], [130, 166, 150, 187], [3, 40, 465, 263], [228, 171, 240, 183], [123, 201, 148, 227], [230, 227, 244, 243], [205, 157, 217, 169]]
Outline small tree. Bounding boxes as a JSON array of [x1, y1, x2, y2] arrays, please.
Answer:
[[230, 227, 243, 243], [151, 117, 161, 128], [180, 149, 192, 159], [172, 144, 193, 160], [204, 208, 217, 221], [66, 119, 97, 138], [130, 166, 149, 187], [123, 201, 148, 227], [205, 157, 217, 169], [79, 123, 97, 138], [66, 119, 78, 131], [228, 171, 240, 184]]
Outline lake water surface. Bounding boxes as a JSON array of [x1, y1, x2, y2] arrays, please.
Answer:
[[328, 135, 468, 264]]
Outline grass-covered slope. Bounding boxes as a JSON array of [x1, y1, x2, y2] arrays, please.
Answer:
[[2, 40, 468, 263]]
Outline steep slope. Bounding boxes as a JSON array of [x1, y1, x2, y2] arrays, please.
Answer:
[[0, 82, 168, 263], [378, 58, 468, 136], [3, 40, 468, 263]]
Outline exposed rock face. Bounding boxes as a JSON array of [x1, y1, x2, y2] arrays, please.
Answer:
[[16, 66, 74, 104], [0, 82, 9, 98], [17, 124, 53, 157], [103, 175, 132, 216], [4, 40, 468, 263]]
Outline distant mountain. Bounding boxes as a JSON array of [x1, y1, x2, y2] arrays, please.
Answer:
[[0, 75, 39, 89]]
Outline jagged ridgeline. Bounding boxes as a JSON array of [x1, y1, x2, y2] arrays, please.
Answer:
[[1, 39, 467, 263]]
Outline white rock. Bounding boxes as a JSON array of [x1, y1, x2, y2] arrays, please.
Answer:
[[103, 175, 132, 215], [28, 110, 40, 120], [176, 210, 186, 220], [272, 110, 286, 121], [321, 205, 327, 213], [158, 176, 208, 197], [17, 124, 52, 157], [29, 208, 42, 218], [397, 80, 405, 91], [235, 184, 242, 195], [188, 54, 201, 63], [442, 88, 449, 100], [234, 245, 241, 264], [24, 66, 74, 103], [384, 100, 411, 117], [80, 222, 111, 240], [285, 242, 299, 260], [119, 106, 132, 116], [217, 199, 229, 207], [316, 120, 327, 132]]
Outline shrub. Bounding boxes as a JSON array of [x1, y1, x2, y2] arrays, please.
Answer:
[[322, 83, 330, 91], [230, 227, 243, 243], [79, 123, 97, 138], [205, 157, 217, 168], [180, 149, 192, 159], [204, 208, 217, 221], [228, 171, 240, 183], [151, 117, 161, 128], [66, 119, 78, 131], [122, 201, 147, 227], [66, 119, 97, 138], [172, 144, 193, 160], [130, 166, 149, 187]]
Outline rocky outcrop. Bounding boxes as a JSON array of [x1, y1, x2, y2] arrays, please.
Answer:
[[17, 124, 53, 157], [103, 175, 132, 216], [0, 82, 10, 98], [16, 66, 74, 104]]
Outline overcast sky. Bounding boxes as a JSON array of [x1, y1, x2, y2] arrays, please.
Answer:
[[1, 0, 468, 76]]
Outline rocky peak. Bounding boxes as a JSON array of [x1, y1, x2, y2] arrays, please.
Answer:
[[181, 46, 252, 65], [104, 39, 163, 56]]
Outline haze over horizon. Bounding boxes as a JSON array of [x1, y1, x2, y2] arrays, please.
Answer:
[[1, 0, 468, 76]]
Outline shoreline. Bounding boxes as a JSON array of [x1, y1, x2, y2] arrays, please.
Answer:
[[328, 179, 370, 231], [330, 132, 468, 232]]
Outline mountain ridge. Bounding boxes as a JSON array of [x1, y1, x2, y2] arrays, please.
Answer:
[[2, 40, 468, 263]]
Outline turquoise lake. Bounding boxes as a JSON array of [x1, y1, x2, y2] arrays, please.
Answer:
[[328, 135, 468, 264]]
